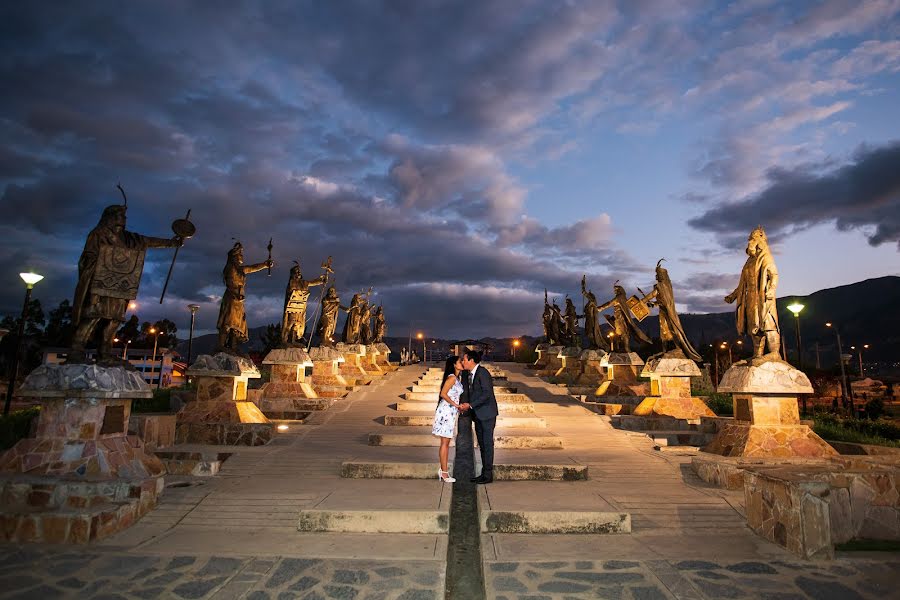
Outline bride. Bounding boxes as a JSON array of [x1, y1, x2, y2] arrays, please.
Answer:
[[433, 355, 464, 482]]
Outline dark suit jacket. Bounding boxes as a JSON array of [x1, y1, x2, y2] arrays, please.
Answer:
[[467, 365, 498, 420]]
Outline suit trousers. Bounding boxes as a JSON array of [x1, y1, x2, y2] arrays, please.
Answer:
[[473, 414, 496, 475]]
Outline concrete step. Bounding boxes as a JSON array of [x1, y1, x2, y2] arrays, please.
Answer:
[[341, 462, 588, 481], [411, 385, 518, 394], [383, 414, 547, 428], [394, 401, 535, 414], [368, 432, 564, 449], [297, 509, 449, 533], [647, 431, 715, 446], [403, 391, 529, 403], [580, 402, 632, 416], [611, 415, 702, 431], [480, 511, 630, 533]]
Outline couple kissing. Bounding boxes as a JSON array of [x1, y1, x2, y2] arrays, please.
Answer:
[[432, 349, 498, 484]]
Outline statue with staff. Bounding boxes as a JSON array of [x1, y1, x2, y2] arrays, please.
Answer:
[[563, 296, 579, 346], [641, 259, 702, 361], [580, 276, 609, 351], [373, 305, 386, 343], [316, 286, 344, 347], [280, 258, 329, 347], [216, 240, 275, 353], [69, 184, 191, 364], [359, 297, 374, 345], [541, 289, 553, 343]]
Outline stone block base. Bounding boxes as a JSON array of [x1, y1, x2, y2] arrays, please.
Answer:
[[0, 475, 163, 543], [154, 451, 231, 476], [632, 396, 715, 420], [174, 422, 273, 446], [703, 423, 838, 458], [128, 414, 177, 450]]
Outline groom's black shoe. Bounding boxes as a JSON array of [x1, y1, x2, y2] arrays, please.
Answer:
[[473, 474, 493, 484]]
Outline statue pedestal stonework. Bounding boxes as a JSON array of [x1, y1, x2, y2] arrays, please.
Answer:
[[362, 346, 385, 376], [0, 364, 164, 544], [335, 343, 373, 385], [575, 349, 608, 385], [530, 343, 551, 370], [633, 355, 714, 420], [538, 345, 565, 377], [702, 361, 837, 458], [373, 343, 397, 371], [257, 348, 318, 417], [596, 352, 650, 397], [176, 353, 272, 446], [308, 346, 352, 398], [554, 347, 583, 381]]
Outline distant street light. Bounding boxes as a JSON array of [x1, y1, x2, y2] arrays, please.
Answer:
[[122, 339, 132, 360], [512, 339, 521, 360], [851, 344, 870, 377], [187, 304, 200, 366], [787, 302, 805, 371], [5, 272, 44, 415], [417, 332, 424, 364], [149, 327, 161, 389]]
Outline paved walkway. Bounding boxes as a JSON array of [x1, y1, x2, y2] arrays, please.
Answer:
[[1, 363, 898, 599]]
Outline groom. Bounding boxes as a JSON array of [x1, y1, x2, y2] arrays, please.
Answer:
[[459, 349, 498, 484]]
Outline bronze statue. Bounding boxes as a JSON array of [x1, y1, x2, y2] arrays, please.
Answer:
[[563, 297, 579, 346], [548, 300, 565, 346], [317, 286, 343, 346], [724, 226, 780, 361], [373, 305, 386, 343], [280, 261, 327, 346], [597, 282, 651, 353], [644, 259, 702, 361], [580, 277, 608, 350], [341, 293, 364, 344], [216, 242, 275, 352], [70, 204, 182, 363], [358, 299, 373, 345], [542, 289, 552, 343]]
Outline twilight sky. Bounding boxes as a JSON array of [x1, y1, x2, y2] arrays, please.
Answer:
[[1, 1, 899, 340]]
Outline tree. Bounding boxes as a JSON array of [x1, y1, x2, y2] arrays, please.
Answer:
[[44, 299, 73, 347], [260, 323, 281, 355], [116, 315, 141, 346]]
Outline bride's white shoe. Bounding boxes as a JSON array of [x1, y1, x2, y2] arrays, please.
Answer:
[[438, 468, 456, 483]]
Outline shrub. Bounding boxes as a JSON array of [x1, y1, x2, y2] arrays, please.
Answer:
[[813, 414, 900, 448], [131, 388, 172, 413], [704, 392, 733, 416], [0, 406, 40, 450]]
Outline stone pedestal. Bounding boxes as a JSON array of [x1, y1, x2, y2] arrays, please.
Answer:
[[0, 364, 165, 544], [309, 346, 352, 398], [257, 348, 318, 416], [372, 343, 397, 371], [335, 343, 372, 385], [596, 352, 650, 397], [176, 353, 272, 446], [702, 361, 837, 458], [538, 345, 565, 377], [530, 343, 551, 370], [633, 354, 715, 419], [362, 346, 385, 376], [554, 347, 583, 381], [575, 349, 609, 385]]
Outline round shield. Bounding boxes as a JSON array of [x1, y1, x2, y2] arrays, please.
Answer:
[[172, 218, 196, 239]]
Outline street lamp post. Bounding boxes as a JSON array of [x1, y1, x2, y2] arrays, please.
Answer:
[[512, 339, 520, 361], [826, 322, 851, 414], [787, 302, 805, 371], [187, 304, 200, 365], [417, 332, 424, 364], [4, 272, 43, 416], [122, 339, 131, 360], [149, 327, 160, 388]]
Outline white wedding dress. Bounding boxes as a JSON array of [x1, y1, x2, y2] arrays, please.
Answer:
[[432, 376, 462, 438]]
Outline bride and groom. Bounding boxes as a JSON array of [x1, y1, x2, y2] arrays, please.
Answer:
[[432, 349, 498, 484]]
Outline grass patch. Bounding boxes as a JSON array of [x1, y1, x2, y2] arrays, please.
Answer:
[[814, 414, 900, 448], [0, 406, 40, 450], [836, 539, 900, 552]]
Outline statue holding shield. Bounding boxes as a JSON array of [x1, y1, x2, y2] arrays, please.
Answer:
[[280, 261, 327, 346], [69, 202, 185, 364]]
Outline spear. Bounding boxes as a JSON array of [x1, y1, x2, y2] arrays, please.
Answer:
[[159, 209, 195, 304], [266, 237, 273, 276]]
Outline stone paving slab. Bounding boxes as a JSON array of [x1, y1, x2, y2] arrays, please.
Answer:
[[483, 557, 900, 600], [0, 547, 444, 599]]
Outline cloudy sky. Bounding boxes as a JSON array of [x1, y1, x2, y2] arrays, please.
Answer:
[[1, 1, 899, 340]]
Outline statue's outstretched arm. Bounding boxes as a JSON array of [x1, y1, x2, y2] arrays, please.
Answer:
[[142, 235, 181, 249], [244, 260, 273, 274]]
